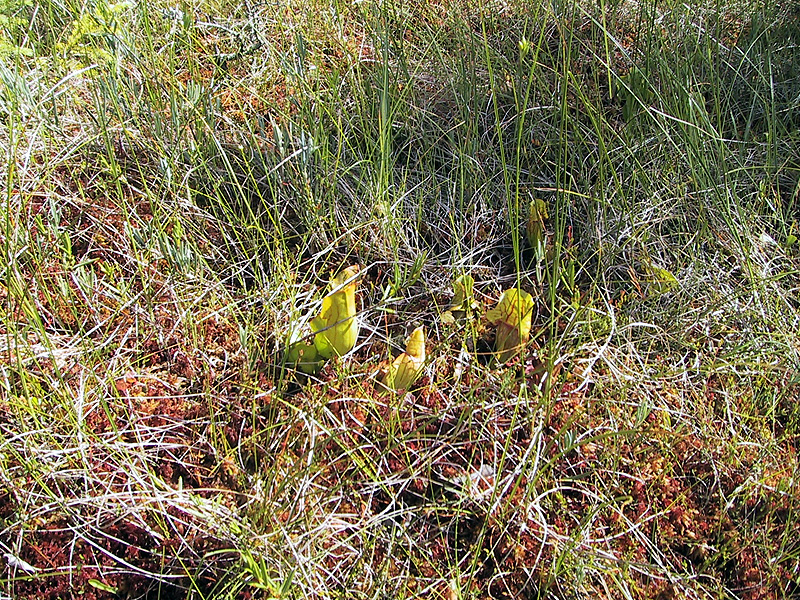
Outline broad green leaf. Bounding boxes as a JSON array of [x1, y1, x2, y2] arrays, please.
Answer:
[[641, 259, 678, 295], [450, 274, 476, 311], [486, 288, 535, 363], [382, 326, 426, 392], [286, 340, 323, 374], [312, 266, 360, 359], [442, 274, 477, 323]]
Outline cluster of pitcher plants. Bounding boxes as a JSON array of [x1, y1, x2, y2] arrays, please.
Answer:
[[285, 266, 536, 392]]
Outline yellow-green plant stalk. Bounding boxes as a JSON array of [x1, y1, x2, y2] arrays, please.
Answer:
[[526, 198, 548, 261], [311, 265, 360, 358], [486, 288, 535, 363], [382, 326, 426, 392]]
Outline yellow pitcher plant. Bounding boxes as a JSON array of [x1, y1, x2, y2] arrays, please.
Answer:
[[382, 326, 426, 392], [286, 266, 360, 373], [486, 288, 535, 363], [311, 265, 360, 359]]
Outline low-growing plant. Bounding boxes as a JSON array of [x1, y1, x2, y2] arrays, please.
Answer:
[[311, 265, 361, 359], [486, 288, 536, 363], [286, 265, 361, 373], [381, 325, 426, 392], [526, 197, 549, 263], [441, 273, 478, 323]]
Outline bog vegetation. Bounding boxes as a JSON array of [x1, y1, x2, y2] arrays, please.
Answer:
[[1, 0, 799, 598]]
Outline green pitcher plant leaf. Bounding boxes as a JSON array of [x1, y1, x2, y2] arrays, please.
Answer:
[[442, 274, 478, 323], [450, 274, 476, 311], [311, 265, 360, 359], [641, 258, 678, 295], [286, 339, 323, 374], [382, 326, 426, 392], [486, 288, 535, 363], [526, 198, 548, 261]]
